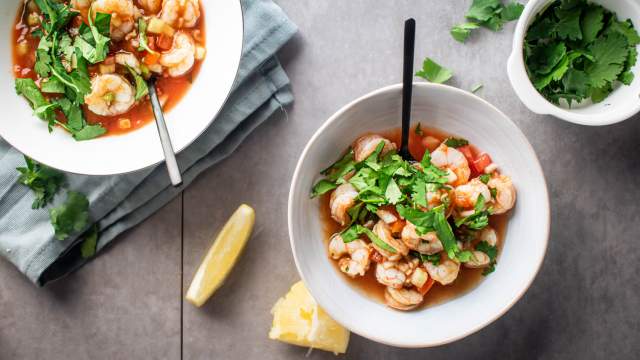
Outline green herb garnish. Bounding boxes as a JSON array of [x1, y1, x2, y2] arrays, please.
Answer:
[[415, 57, 453, 84], [476, 240, 498, 275], [16, 156, 65, 209], [525, 0, 639, 105], [49, 191, 90, 240], [451, 0, 524, 43], [137, 18, 158, 55], [444, 138, 469, 148]]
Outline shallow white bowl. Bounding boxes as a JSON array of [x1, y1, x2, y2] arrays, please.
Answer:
[[288, 83, 550, 347], [507, 0, 640, 126], [0, 0, 243, 175]]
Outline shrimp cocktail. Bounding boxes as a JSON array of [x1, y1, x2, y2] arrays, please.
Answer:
[[12, 0, 206, 140], [311, 126, 516, 311]]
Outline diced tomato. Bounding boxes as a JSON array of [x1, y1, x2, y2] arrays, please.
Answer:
[[103, 56, 115, 65], [370, 250, 384, 264], [473, 153, 492, 173], [157, 34, 173, 51], [147, 36, 157, 51], [458, 145, 475, 164], [418, 277, 435, 296], [143, 52, 160, 65], [390, 220, 405, 234]]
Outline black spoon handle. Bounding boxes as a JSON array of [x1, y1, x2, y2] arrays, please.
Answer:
[[400, 18, 416, 160]]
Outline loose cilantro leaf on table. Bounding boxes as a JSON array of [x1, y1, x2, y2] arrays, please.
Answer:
[[451, 0, 523, 42], [80, 224, 99, 259], [415, 57, 453, 84], [451, 22, 480, 43], [50, 191, 90, 241], [524, 0, 639, 105], [16, 156, 65, 209]]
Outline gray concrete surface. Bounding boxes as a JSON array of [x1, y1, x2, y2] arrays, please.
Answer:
[[2, 0, 640, 359]]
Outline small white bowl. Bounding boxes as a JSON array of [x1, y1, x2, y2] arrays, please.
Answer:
[[507, 0, 640, 126], [0, 0, 243, 175], [288, 83, 550, 347]]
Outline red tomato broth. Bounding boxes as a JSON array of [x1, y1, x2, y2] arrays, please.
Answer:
[[11, 0, 206, 137], [320, 126, 509, 310]]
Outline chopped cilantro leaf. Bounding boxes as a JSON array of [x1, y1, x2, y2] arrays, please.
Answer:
[[16, 156, 65, 209], [451, 22, 480, 43], [137, 18, 158, 55], [311, 179, 337, 198], [49, 191, 90, 240], [415, 57, 453, 84], [444, 138, 469, 148], [80, 224, 99, 259]]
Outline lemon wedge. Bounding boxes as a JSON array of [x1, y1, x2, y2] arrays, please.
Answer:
[[269, 281, 350, 354], [185, 204, 255, 307]]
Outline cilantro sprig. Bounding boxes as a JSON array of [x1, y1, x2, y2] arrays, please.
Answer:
[[525, 0, 640, 105], [16, 156, 65, 209]]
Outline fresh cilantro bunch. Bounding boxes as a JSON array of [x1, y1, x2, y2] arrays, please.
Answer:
[[451, 0, 525, 43], [311, 139, 496, 266], [525, 0, 640, 105]]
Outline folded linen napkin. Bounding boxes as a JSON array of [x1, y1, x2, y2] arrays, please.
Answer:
[[0, 0, 297, 286]]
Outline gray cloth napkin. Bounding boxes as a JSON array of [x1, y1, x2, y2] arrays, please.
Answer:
[[0, 0, 297, 286]]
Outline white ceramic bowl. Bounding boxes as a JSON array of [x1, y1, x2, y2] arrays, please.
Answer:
[[507, 0, 640, 126], [288, 83, 550, 347], [0, 0, 243, 175]]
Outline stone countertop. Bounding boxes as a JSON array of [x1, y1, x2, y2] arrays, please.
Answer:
[[2, 1, 640, 359]]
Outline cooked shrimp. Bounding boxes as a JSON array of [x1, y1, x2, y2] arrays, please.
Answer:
[[401, 221, 443, 255], [137, 0, 162, 14], [384, 287, 424, 311], [71, 0, 91, 11], [372, 220, 409, 261], [375, 261, 406, 289], [464, 251, 491, 268], [352, 134, 396, 162], [425, 186, 450, 210], [424, 258, 460, 285], [453, 178, 491, 209], [478, 226, 497, 246], [488, 175, 516, 214], [431, 143, 471, 186], [91, 0, 138, 40], [115, 51, 141, 73], [329, 183, 358, 226], [159, 31, 196, 77], [333, 239, 370, 277], [160, 0, 200, 28], [84, 74, 135, 116]]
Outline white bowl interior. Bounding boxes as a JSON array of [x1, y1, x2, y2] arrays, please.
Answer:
[[0, 0, 243, 175], [508, 0, 640, 125], [289, 83, 550, 347]]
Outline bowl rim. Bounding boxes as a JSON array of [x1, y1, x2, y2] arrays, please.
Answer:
[[287, 82, 551, 347], [507, 0, 640, 126], [0, 0, 245, 176]]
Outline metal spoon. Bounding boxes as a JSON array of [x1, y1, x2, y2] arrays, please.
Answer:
[[148, 76, 182, 187], [399, 18, 416, 162]]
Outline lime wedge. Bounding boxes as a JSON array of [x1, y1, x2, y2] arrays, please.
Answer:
[[185, 204, 255, 307]]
